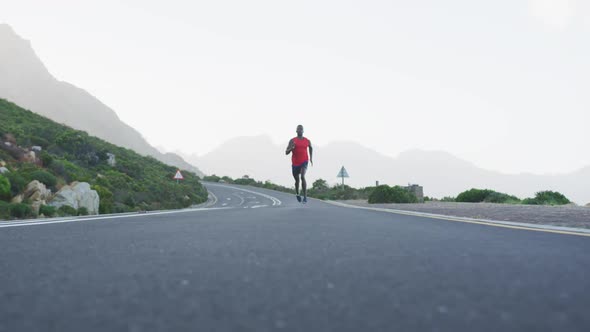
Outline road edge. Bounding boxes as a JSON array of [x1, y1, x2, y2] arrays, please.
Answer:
[[325, 200, 590, 237]]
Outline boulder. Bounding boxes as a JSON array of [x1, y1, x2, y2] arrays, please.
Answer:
[[50, 182, 99, 215], [23, 180, 52, 215], [11, 194, 23, 204], [0, 167, 8, 174], [22, 151, 36, 163], [73, 182, 99, 215], [24, 180, 52, 201], [586, 203, 590, 208]]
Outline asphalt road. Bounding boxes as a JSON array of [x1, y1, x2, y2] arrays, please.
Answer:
[[1, 183, 589, 331]]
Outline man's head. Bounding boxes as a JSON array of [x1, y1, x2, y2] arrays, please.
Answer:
[[296, 125, 304, 137]]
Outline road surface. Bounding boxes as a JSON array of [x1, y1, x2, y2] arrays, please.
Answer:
[[1, 183, 589, 331]]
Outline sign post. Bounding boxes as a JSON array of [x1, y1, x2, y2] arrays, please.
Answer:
[[173, 170, 184, 184], [336, 166, 349, 188]]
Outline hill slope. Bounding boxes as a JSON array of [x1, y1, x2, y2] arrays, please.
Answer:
[[0, 23, 203, 176], [0, 98, 207, 216]]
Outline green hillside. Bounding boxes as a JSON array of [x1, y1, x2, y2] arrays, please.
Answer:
[[0, 98, 207, 218]]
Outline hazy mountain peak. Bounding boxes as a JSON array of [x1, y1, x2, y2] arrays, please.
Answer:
[[0, 25, 203, 176]]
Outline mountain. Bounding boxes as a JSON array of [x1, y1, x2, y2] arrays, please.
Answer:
[[0, 24, 203, 176], [186, 135, 590, 205]]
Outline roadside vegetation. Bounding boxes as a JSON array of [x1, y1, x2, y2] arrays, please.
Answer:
[[203, 174, 573, 206], [0, 98, 207, 220], [429, 189, 571, 206]]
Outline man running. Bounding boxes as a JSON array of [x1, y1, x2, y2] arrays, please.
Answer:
[[285, 125, 313, 203]]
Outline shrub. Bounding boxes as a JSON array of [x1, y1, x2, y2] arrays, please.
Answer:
[[203, 174, 221, 182], [39, 205, 56, 217], [0, 201, 10, 219], [0, 175, 10, 201], [234, 176, 257, 186], [39, 151, 54, 167], [57, 205, 78, 217], [312, 179, 329, 192], [77, 207, 89, 216], [484, 191, 521, 204], [92, 185, 113, 214], [456, 188, 494, 203], [4, 172, 26, 196], [29, 170, 57, 188], [9, 203, 33, 219], [369, 185, 418, 204], [523, 191, 570, 205]]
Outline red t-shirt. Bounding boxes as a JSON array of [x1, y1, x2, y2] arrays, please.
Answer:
[[291, 137, 310, 166]]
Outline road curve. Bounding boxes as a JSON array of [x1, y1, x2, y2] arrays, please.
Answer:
[[0, 183, 589, 331]]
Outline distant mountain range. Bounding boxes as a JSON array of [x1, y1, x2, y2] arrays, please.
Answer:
[[185, 135, 590, 205], [0, 24, 203, 176]]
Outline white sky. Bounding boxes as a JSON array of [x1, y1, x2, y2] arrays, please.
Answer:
[[2, 0, 589, 174]]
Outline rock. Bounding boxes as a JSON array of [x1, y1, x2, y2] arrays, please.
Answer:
[[0, 160, 6, 166], [586, 203, 590, 208], [0, 166, 8, 174], [11, 194, 23, 204], [31, 146, 42, 152], [73, 182, 99, 215], [106, 153, 116, 167], [24, 180, 52, 201], [22, 151, 36, 163], [50, 182, 100, 215], [50, 185, 78, 209], [22, 180, 52, 215], [31, 200, 46, 215]]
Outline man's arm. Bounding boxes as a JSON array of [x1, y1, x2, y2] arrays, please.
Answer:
[[285, 139, 295, 155], [308, 140, 313, 165]]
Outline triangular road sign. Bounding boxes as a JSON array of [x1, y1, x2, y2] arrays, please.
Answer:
[[337, 166, 349, 178], [173, 170, 184, 180]]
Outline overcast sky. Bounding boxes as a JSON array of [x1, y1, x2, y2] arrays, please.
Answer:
[[2, 0, 589, 174]]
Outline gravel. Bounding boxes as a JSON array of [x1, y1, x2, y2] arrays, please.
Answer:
[[335, 200, 590, 229]]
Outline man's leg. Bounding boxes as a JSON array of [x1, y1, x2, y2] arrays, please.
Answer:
[[301, 165, 308, 202], [292, 167, 301, 197]]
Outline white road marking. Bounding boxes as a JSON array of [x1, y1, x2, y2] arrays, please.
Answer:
[[205, 183, 282, 206], [0, 207, 230, 229], [232, 193, 246, 206], [250, 205, 268, 209]]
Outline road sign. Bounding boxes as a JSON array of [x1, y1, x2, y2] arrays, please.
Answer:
[[173, 170, 184, 180], [337, 166, 349, 188], [337, 166, 349, 178]]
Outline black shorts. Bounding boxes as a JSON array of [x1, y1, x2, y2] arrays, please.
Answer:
[[292, 161, 309, 176]]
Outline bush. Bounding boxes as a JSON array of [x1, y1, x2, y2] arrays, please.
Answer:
[[484, 191, 521, 204], [0, 201, 10, 219], [77, 207, 89, 216], [0, 175, 10, 201], [312, 179, 329, 192], [9, 203, 33, 219], [4, 172, 26, 196], [92, 184, 113, 214], [369, 185, 418, 204], [29, 170, 57, 188], [40, 151, 53, 167], [523, 191, 570, 206], [456, 188, 494, 203], [203, 174, 221, 182], [39, 205, 56, 217], [57, 205, 78, 217]]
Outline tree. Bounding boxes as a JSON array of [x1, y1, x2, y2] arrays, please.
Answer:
[[312, 179, 329, 192]]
